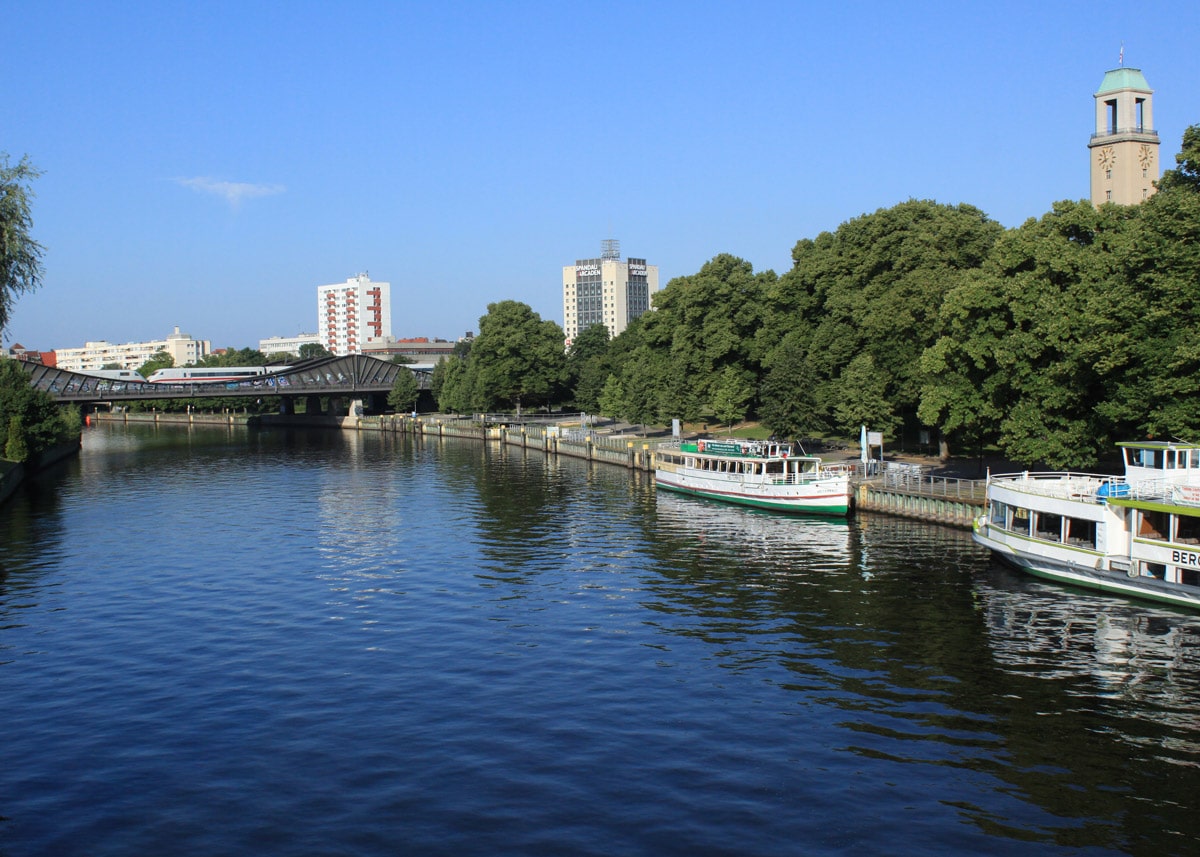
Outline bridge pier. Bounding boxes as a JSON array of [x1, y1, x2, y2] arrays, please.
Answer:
[[305, 395, 323, 415], [279, 396, 295, 416]]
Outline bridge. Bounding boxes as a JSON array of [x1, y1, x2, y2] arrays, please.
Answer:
[[20, 354, 431, 406]]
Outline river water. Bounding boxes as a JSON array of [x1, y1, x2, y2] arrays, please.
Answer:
[[1, 424, 1199, 856]]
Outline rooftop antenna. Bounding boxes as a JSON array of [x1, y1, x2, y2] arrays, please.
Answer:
[[601, 238, 620, 260], [1119, 41, 1125, 66]]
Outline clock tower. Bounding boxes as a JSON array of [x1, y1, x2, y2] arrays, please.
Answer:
[[1089, 65, 1159, 206]]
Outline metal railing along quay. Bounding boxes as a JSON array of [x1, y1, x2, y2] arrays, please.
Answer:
[[854, 461, 987, 527]]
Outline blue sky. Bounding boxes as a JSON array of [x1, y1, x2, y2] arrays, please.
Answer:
[[5, 0, 1199, 352]]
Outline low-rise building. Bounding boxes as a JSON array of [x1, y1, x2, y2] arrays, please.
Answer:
[[259, 333, 322, 359], [53, 327, 210, 372], [361, 336, 458, 364]]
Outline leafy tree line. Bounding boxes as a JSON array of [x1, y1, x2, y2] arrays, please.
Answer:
[[1, 153, 76, 463], [435, 127, 1199, 468]]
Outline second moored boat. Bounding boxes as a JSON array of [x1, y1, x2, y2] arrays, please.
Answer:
[[654, 438, 853, 517]]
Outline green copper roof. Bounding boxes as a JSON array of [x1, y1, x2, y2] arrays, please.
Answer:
[[1097, 67, 1151, 93]]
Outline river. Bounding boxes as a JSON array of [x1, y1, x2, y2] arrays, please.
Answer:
[[1, 423, 1198, 856]]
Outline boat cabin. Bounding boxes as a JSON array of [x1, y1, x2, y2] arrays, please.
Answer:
[[1120, 441, 1200, 484]]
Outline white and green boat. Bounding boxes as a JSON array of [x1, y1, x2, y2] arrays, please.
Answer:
[[654, 439, 852, 517], [974, 440, 1200, 610]]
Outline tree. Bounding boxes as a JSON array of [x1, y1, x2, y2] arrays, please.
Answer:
[[758, 332, 823, 439], [1156, 124, 1200, 194], [298, 342, 333, 360], [784, 200, 1003, 437], [641, 254, 775, 421], [387, 367, 420, 414], [597, 374, 625, 422], [462, 301, 566, 414], [138, 351, 174, 378], [833, 353, 899, 439], [201, 347, 268, 367], [0, 359, 75, 462], [1, 154, 45, 336], [566, 323, 611, 412], [710, 365, 753, 434]]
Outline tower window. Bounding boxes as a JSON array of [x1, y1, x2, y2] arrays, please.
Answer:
[[1106, 169, 1112, 179], [1106, 99, 1118, 134], [1135, 98, 1145, 131], [1107, 190, 1113, 201]]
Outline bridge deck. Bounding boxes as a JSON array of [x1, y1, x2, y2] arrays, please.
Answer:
[[22, 355, 429, 402]]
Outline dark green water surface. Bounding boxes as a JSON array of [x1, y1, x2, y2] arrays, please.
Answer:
[[1, 423, 1198, 855]]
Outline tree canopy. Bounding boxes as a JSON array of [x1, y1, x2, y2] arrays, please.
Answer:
[[1, 154, 44, 336]]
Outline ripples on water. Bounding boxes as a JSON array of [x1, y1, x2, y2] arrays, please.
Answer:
[[1, 425, 1199, 855]]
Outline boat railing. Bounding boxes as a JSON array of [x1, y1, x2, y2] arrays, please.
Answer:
[[987, 471, 1122, 504], [1123, 476, 1200, 507]]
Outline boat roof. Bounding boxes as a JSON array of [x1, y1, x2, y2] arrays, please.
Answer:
[[1115, 440, 1200, 450]]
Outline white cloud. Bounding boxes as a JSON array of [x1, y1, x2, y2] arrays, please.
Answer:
[[176, 176, 285, 207]]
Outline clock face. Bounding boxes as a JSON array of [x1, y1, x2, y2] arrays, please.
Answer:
[[1139, 144, 1154, 167], [1098, 147, 1115, 169]]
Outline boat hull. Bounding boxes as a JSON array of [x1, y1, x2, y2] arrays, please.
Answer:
[[654, 474, 850, 517], [975, 521, 1200, 610]]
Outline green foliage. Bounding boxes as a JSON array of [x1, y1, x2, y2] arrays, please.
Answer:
[[566, 323, 611, 412], [597, 374, 625, 420], [298, 342, 333, 360], [435, 355, 471, 414], [642, 254, 775, 421], [757, 332, 824, 439], [387, 368, 420, 413], [832, 354, 899, 438], [710, 366, 753, 434], [201, 347, 269, 367], [0, 359, 75, 461], [5, 415, 28, 462], [792, 199, 1004, 435], [1, 154, 44, 336], [1156, 124, 1200, 194], [138, 351, 174, 378], [456, 301, 566, 413]]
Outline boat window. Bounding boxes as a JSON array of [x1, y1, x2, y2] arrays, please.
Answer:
[[1175, 514, 1200, 545], [1065, 517, 1096, 548], [1141, 562, 1167, 580], [766, 462, 784, 475], [1034, 512, 1063, 543], [1138, 510, 1170, 540], [1181, 568, 1200, 587], [1010, 507, 1031, 535], [989, 501, 1008, 527], [1192, 450, 1200, 469]]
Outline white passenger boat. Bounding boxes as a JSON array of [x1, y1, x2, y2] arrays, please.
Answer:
[[654, 439, 852, 517], [973, 441, 1200, 610]]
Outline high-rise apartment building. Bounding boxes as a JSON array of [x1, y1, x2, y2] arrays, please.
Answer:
[[317, 274, 392, 356], [1089, 64, 1159, 206], [562, 239, 659, 346]]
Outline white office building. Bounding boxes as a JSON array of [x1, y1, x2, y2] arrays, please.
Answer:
[[317, 274, 392, 356], [562, 239, 658, 346]]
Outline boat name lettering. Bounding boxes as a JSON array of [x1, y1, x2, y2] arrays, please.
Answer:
[[1172, 550, 1200, 568]]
